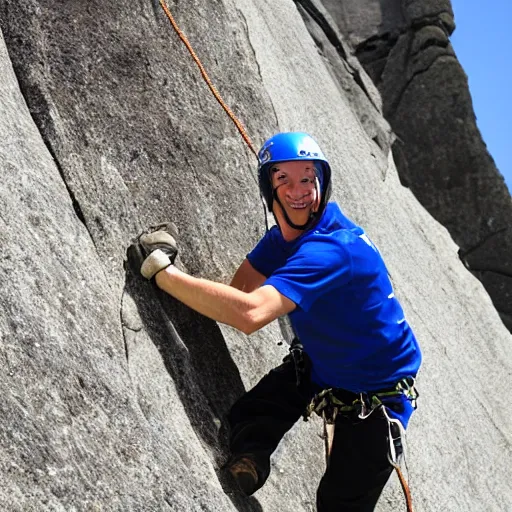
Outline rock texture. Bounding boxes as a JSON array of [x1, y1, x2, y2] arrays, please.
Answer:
[[321, 0, 512, 331], [0, 0, 511, 511]]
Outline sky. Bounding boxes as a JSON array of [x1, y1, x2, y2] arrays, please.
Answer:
[[449, 0, 512, 193]]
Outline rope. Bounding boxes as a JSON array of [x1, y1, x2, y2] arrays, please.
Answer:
[[159, 0, 258, 159], [382, 406, 415, 512], [158, 0, 269, 230], [392, 463, 414, 512]]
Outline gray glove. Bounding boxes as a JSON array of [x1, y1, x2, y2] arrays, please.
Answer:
[[126, 223, 179, 280]]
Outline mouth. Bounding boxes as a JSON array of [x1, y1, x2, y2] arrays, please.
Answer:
[[287, 200, 312, 210]]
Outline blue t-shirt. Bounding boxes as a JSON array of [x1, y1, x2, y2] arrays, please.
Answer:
[[247, 202, 422, 393]]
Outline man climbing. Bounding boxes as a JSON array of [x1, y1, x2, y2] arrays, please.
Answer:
[[129, 132, 421, 511]]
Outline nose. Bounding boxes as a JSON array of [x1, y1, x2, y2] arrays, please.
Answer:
[[285, 181, 308, 200]]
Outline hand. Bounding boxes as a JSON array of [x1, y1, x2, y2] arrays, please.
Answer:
[[126, 223, 179, 280]]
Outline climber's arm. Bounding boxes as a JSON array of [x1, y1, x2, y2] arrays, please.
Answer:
[[229, 258, 267, 292], [155, 266, 295, 335]]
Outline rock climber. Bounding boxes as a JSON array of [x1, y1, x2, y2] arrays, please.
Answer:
[[128, 132, 421, 511]]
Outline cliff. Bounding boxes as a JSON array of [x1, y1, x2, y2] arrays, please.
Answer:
[[0, 1, 510, 510]]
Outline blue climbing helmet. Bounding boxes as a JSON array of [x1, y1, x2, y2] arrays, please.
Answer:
[[257, 132, 332, 229]]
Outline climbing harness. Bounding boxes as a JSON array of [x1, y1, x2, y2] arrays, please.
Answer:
[[303, 377, 418, 423], [303, 378, 418, 512]]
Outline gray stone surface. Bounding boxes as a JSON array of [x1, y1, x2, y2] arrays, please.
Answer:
[[0, 26, 241, 512], [322, 0, 512, 333], [0, 1, 511, 511]]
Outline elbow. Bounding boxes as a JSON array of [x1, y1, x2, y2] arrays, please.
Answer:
[[240, 324, 256, 336], [238, 316, 259, 336], [237, 309, 266, 336]]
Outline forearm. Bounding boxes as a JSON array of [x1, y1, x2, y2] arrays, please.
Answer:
[[155, 266, 257, 334]]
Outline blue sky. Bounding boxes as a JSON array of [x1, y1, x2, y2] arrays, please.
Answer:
[[450, 0, 512, 193]]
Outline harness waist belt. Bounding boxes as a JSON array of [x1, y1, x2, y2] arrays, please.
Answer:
[[331, 376, 416, 403]]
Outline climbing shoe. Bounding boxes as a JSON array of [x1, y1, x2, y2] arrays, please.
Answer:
[[227, 455, 259, 496]]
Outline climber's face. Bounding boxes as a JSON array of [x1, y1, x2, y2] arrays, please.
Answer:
[[271, 160, 320, 228]]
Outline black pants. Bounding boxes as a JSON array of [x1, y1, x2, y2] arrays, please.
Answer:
[[228, 357, 396, 511]]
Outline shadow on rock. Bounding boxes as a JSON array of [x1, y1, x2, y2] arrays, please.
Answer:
[[123, 270, 263, 512]]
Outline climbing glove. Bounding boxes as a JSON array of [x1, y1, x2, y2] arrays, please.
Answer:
[[126, 223, 179, 280]]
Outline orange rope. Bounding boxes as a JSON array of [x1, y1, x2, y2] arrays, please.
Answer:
[[393, 464, 414, 512], [159, 0, 258, 159]]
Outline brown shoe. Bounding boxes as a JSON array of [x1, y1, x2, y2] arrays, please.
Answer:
[[228, 456, 259, 496]]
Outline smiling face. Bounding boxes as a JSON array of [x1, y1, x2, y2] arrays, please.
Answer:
[[270, 160, 321, 237]]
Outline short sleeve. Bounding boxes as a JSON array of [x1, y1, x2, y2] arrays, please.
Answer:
[[265, 236, 352, 311], [247, 227, 287, 278]]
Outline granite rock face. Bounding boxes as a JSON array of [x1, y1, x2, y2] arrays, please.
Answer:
[[322, 0, 512, 331], [0, 0, 511, 511]]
